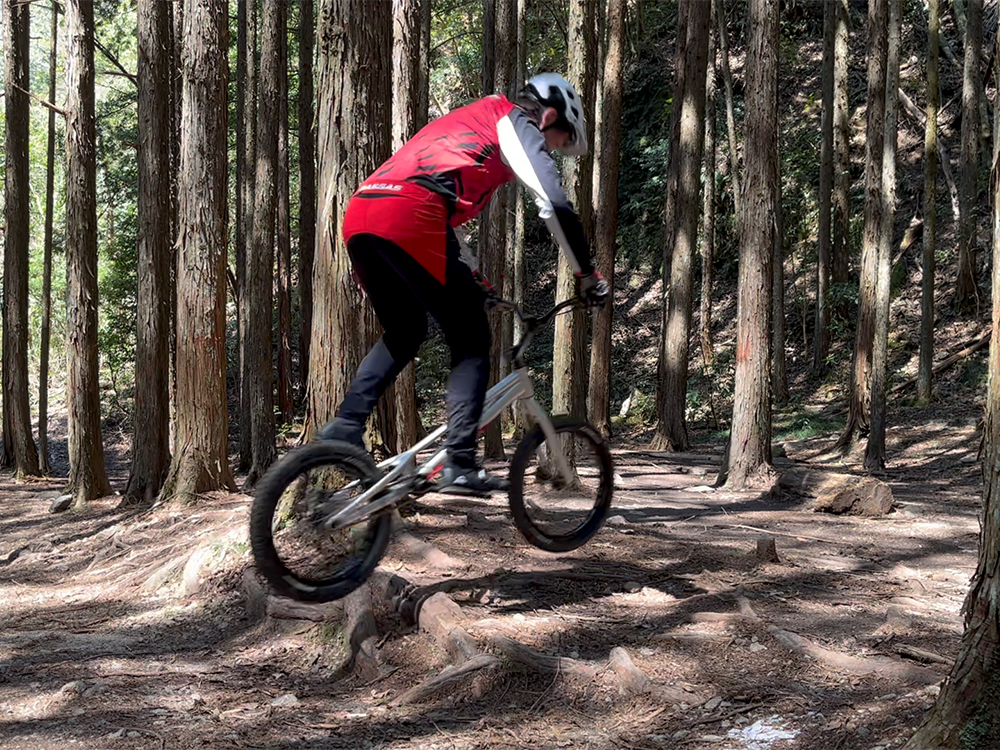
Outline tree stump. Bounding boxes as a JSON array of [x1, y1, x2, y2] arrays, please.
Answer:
[[756, 536, 780, 563], [344, 585, 380, 681]]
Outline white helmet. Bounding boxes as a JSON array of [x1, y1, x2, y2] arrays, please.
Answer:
[[518, 73, 588, 157]]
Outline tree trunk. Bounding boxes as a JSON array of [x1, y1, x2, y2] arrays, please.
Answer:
[[418, 0, 431, 127], [865, 0, 900, 472], [716, 0, 741, 223], [480, 0, 513, 459], [65, 0, 111, 505], [700, 9, 717, 371], [392, 0, 424, 452], [814, 0, 835, 372], [160, 0, 237, 503], [917, 0, 939, 405], [652, 0, 710, 452], [307, 0, 391, 441], [236, 0, 248, 427], [831, 0, 850, 304], [772, 179, 788, 405], [245, 0, 281, 486], [124, 0, 173, 505], [588, 0, 625, 435], [838, 0, 888, 452], [3, 0, 40, 477], [299, 0, 315, 394], [903, 54, 1000, 746], [277, 0, 293, 426], [954, 0, 982, 311], [239, 0, 258, 471], [168, 0, 181, 414], [39, 2, 59, 476], [553, 0, 596, 424], [718, 0, 778, 490]]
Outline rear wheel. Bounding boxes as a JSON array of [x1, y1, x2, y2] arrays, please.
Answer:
[[249, 441, 392, 602], [507, 418, 613, 552]]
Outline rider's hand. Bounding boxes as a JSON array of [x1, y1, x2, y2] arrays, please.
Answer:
[[575, 270, 609, 308]]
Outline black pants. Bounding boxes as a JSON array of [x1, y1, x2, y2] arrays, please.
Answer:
[[336, 231, 490, 467]]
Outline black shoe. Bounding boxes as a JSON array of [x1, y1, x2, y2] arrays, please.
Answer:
[[438, 462, 508, 497], [317, 417, 365, 448]]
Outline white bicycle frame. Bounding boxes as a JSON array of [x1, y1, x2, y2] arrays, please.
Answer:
[[322, 367, 572, 530]]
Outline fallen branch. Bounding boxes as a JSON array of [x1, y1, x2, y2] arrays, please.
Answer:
[[895, 643, 953, 666], [897, 87, 959, 219], [266, 597, 343, 622], [889, 330, 991, 395]]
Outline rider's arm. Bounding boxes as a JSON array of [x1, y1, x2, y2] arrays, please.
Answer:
[[496, 108, 594, 275]]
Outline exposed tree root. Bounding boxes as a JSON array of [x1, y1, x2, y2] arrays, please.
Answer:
[[488, 632, 599, 679], [608, 646, 650, 694], [391, 654, 499, 705]]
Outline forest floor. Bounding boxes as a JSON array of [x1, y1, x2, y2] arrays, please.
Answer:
[[0, 399, 983, 750]]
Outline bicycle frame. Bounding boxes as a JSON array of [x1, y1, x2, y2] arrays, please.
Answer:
[[322, 366, 573, 530]]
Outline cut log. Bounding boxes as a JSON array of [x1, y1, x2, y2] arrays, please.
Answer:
[[773, 468, 893, 517], [418, 592, 478, 663], [895, 644, 953, 666], [608, 647, 650, 694], [488, 633, 598, 679], [391, 653, 499, 705], [344, 584, 380, 681]]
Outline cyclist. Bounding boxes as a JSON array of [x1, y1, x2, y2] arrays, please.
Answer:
[[321, 72, 609, 496]]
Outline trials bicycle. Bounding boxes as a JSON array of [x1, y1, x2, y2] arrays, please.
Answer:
[[249, 292, 614, 603]]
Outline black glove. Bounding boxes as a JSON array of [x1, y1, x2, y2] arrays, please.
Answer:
[[575, 270, 610, 308]]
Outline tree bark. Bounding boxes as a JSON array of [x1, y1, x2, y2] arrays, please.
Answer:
[[392, 0, 424, 452], [917, 0, 939, 405], [588, 0, 625, 435], [65, 0, 111, 505], [299, 0, 315, 394], [772, 179, 787, 405], [553, 0, 596, 424], [307, 0, 391, 441], [831, 0, 850, 300], [277, 0, 293, 426], [954, 0, 982, 311], [700, 9, 717, 371], [3, 0, 40, 477], [160, 0, 237, 503], [124, 0, 173, 505], [39, 2, 59, 476], [239, 0, 258, 471], [245, 0, 281, 486], [418, 0, 431, 127], [652, 0, 710, 452], [814, 0, 835, 372], [718, 0, 778, 490], [904, 50, 1000, 745], [838, 0, 888, 452], [235, 0, 248, 428], [865, 0, 901, 472]]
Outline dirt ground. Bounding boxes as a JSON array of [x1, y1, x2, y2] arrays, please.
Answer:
[[0, 410, 982, 750]]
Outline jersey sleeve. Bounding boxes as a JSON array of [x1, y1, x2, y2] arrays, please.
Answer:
[[496, 108, 593, 275]]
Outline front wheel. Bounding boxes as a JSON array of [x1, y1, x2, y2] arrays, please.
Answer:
[[507, 417, 613, 552], [249, 441, 392, 602]]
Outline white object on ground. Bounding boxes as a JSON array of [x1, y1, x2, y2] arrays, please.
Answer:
[[727, 716, 799, 750]]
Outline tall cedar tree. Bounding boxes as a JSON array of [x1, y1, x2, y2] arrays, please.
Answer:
[[235, 0, 248, 417], [307, 0, 391, 441], [124, 0, 173, 504], [238, 0, 258, 470], [716, 0, 741, 223], [391, 0, 424, 451], [718, 0, 778, 490], [813, 0, 834, 371], [917, 0, 939, 404], [277, 3, 293, 424], [299, 0, 316, 394], [160, 0, 236, 502], [904, 58, 1000, 747], [652, 0, 710, 451], [512, 0, 527, 402], [39, 2, 59, 475], [3, 0, 40, 477], [245, 0, 281, 486], [65, 0, 112, 505], [831, 0, 850, 306], [954, 0, 982, 310], [588, 0, 625, 434], [837, 0, 888, 451], [865, 0, 900, 471], [553, 0, 596, 423], [700, 11, 717, 370], [771, 170, 787, 404]]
